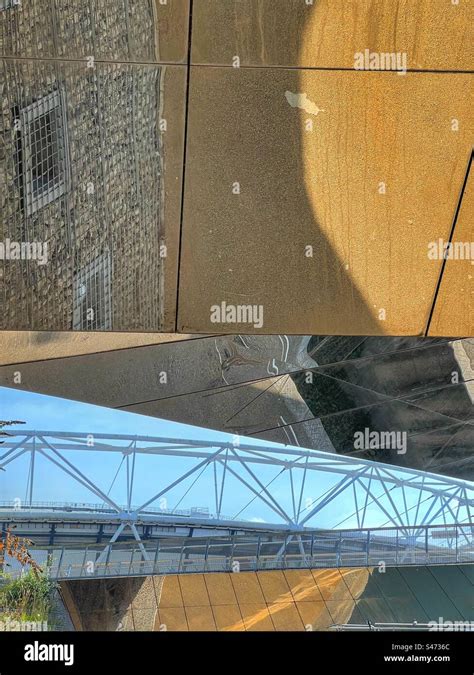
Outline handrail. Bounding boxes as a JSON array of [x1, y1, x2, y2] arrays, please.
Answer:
[[3, 521, 472, 580]]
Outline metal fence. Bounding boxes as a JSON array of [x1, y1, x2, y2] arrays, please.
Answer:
[[0, 500, 233, 521], [4, 523, 473, 580], [332, 621, 474, 632]]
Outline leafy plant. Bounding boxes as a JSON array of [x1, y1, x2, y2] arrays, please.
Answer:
[[0, 527, 43, 576], [0, 569, 58, 622]]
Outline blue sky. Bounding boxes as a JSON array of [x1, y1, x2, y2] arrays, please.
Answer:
[[0, 385, 248, 442], [1, 386, 469, 530], [1, 385, 341, 525]]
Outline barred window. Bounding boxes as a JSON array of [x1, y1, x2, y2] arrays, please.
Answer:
[[0, 0, 21, 10], [18, 89, 69, 216], [73, 254, 112, 331]]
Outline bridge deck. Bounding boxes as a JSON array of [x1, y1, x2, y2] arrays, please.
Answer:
[[1, 508, 472, 580]]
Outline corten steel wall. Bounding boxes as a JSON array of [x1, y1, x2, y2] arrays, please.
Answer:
[[0, 0, 187, 331], [178, 0, 474, 336], [61, 565, 474, 632]]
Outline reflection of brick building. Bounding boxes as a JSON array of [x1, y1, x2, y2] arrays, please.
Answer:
[[1, 1, 165, 330]]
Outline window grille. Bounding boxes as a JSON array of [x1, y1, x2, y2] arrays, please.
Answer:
[[0, 0, 21, 10], [18, 89, 69, 216], [73, 253, 112, 330]]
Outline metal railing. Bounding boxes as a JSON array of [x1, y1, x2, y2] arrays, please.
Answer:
[[0, 501, 234, 522], [3, 523, 473, 580], [332, 621, 474, 632]]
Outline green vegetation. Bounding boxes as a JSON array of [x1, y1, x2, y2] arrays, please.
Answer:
[[0, 570, 58, 626]]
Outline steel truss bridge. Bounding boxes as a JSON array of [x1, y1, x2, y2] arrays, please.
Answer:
[[1, 431, 473, 579]]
